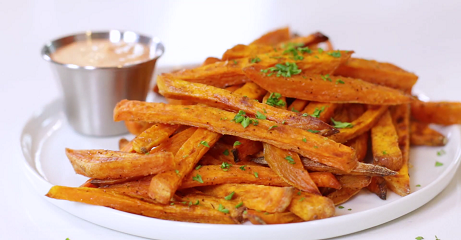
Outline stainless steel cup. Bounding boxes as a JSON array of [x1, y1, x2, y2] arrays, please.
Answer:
[[41, 30, 164, 137]]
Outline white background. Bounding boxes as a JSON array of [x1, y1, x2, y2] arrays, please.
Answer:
[[2, 0, 461, 239]]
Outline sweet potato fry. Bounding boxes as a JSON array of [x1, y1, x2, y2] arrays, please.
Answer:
[[329, 105, 388, 143], [288, 191, 335, 221], [157, 76, 337, 135], [345, 132, 369, 162], [90, 176, 144, 187], [250, 27, 291, 46], [221, 136, 263, 163], [232, 81, 267, 100], [326, 175, 371, 205], [327, 187, 362, 206], [411, 99, 461, 125], [202, 57, 221, 66], [65, 149, 173, 179], [371, 110, 403, 171], [203, 140, 235, 163], [118, 138, 129, 151], [263, 143, 320, 194], [101, 175, 152, 199], [131, 124, 180, 153], [175, 193, 245, 221], [170, 49, 352, 88], [148, 128, 221, 204], [124, 121, 154, 136], [302, 102, 338, 123], [224, 84, 242, 92], [367, 176, 387, 200], [244, 65, 411, 105], [46, 186, 237, 224], [149, 127, 197, 155], [244, 210, 303, 224], [385, 104, 411, 196], [410, 120, 447, 146], [114, 101, 357, 172], [288, 99, 309, 112], [334, 58, 418, 91], [199, 184, 293, 213]]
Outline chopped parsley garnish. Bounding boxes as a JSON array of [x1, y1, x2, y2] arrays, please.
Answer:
[[282, 120, 286, 124], [250, 56, 261, 63], [338, 206, 344, 209], [170, 202, 175, 205], [239, 165, 246, 171], [200, 141, 210, 147], [317, 48, 324, 54], [175, 169, 180, 175], [297, 191, 301, 195], [331, 118, 354, 128], [252, 119, 259, 126], [437, 149, 446, 156], [307, 129, 320, 133], [255, 111, 267, 120], [415, 237, 424, 240], [233, 60, 238, 65], [235, 202, 243, 208], [336, 79, 345, 84], [183, 155, 189, 158], [327, 50, 342, 58], [435, 161, 444, 167], [254, 172, 259, 178], [224, 191, 235, 200], [298, 46, 312, 54], [223, 149, 230, 156], [194, 200, 200, 205], [285, 155, 295, 164], [218, 204, 229, 214], [298, 197, 305, 202], [243, 210, 248, 215], [382, 151, 387, 155], [310, 106, 325, 118], [435, 235, 440, 240], [282, 42, 305, 60], [233, 141, 242, 147], [145, 152, 150, 155], [261, 62, 302, 77], [268, 125, 278, 130], [320, 74, 332, 82], [348, 208, 352, 211], [301, 113, 308, 117], [416, 184, 421, 187], [263, 108, 267, 113], [314, 146, 319, 149], [221, 162, 233, 171], [192, 174, 204, 183], [195, 165, 202, 170], [291, 107, 299, 112], [220, 117, 228, 120], [302, 137, 307, 142], [266, 92, 286, 107], [241, 117, 251, 128]]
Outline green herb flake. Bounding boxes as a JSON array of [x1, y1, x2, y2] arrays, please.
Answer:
[[331, 118, 354, 129], [302, 137, 307, 142], [415, 237, 424, 240], [145, 152, 150, 155], [307, 129, 320, 133], [282, 120, 286, 124], [192, 174, 204, 183], [183, 155, 189, 158], [285, 155, 295, 164], [298, 197, 305, 202], [382, 151, 387, 155], [338, 206, 344, 209], [261, 62, 302, 78], [218, 204, 229, 214], [255, 111, 267, 120], [317, 48, 324, 54], [223, 149, 230, 156], [254, 172, 259, 178], [263, 108, 267, 113], [194, 200, 200, 205], [170, 202, 175, 205], [437, 149, 446, 156], [327, 50, 342, 58], [301, 113, 308, 117], [175, 169, 180, 176], [266, 92, 286, 107], [314, 146, 319, 149], [336, 79, 345, 84], [195, 165, 202, 170], [297, 191, 301, 195], [243, 210, 248, 215], [291, 107, 300, 113], [233, 141, 242, 147], [268, 125, 278, 130], [250, 56, 261, 63], [435, 235, 440, 240], [224, 191, 235, 200], [235, 202, 243, 208], [239, 165, 247, 171], [320, 74, 332, 82], [200, 141, 210, 148], [241, 117, 251, 128], [416, 184, 421, 187], [348, 208, 352, 211], [233, 60, 238, 65], [435, 161, 444, 167], [221, 162, 233, 171], [310, 106, 325, 118]]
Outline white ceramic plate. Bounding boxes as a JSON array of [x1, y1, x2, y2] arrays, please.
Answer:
[[21, 90, 461, 240]]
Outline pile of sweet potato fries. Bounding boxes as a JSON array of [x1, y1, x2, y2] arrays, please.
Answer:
[[46, 27, 461, 225]]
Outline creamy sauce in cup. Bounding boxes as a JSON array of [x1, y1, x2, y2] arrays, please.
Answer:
[[51, 39, 151, 67]]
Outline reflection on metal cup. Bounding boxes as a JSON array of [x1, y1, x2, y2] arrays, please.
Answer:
[[41, 30, 164, 137]]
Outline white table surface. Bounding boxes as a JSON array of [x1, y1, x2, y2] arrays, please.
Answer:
[[2, 0, 461, 239]]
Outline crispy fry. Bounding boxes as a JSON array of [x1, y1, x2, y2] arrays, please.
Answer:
[[334, 58, 418, 91], [232, 81, 267, 100], [327, 187, 362, 206], [288, 191, 335, 221], [411, 99, 461, 125], [288, 99, 309, 112], [224, 84, 242, 92], [371, 110, 403, 171], [118, 138, 129, 151], [327, 175, 371, 205], [148, 128, 221, 204], [263, 143, 320, 194], [244, 210, 303, 224], [367, 176, 387, 200], [250, 27, 291, 46], [91, 176, 144, 187], [202, 57, 221, 66], [65, 149, 173, 179], [157, 76, 337, 135], [132, 124, 179, 153], [302, 102, 338, 123], [114, 101, 357, 172], [410, 120, 447, 146], [203, 140, 235, 164], [199, 184, 293, 213], [329, 105, 388, 143], [46, 186, 237, 224], [149, 127, 197, 155], [170, 49, 352, 88], [345, 132, 369, 162], [124, 121, 154, 136], [385, 104, 411, 196], [244, 66, 411, 105], [221, 136, 263, 163]]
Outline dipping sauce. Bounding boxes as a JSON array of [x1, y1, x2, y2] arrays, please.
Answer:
[[51, 39, 151, 67]]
